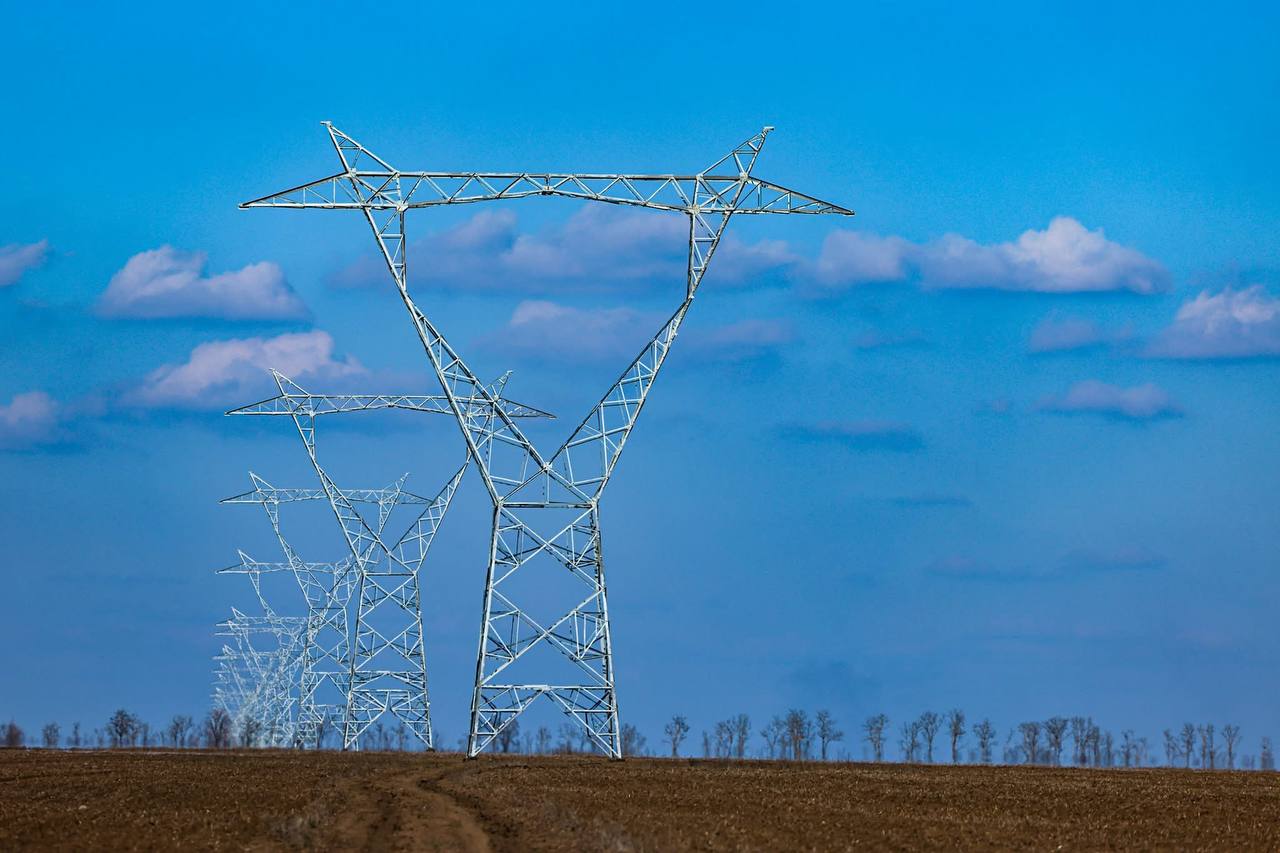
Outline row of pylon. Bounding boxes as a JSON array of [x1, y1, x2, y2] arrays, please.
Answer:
[[213, 122, 852, 756]]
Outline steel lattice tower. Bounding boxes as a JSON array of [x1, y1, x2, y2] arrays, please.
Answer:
[[221, 371, 549, 748], [242, 124, 852, 757], [213, 608, 306, 747]]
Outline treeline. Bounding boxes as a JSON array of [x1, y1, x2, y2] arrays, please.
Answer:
[[3, 708, 1276, 771], [2, 711, 225, 750], [654, 709, 1275, 771]]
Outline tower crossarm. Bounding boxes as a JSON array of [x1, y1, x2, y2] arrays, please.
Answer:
[[221, 483, 437, 506], [218, 554, 346, 575], [226, 391, 553, 421], [241, 171, 851, 217]]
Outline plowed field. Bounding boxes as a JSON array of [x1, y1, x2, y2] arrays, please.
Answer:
[[2, 749, 1277, 851]]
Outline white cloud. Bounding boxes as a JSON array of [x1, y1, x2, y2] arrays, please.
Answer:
[[0, 240, 49, 287], [811, 217, 1168, 294], [331, 206, 794, 293], [480, 300, 666, 363], [812, 231, 913, 288], [480, 300, 795, 364], [1029, 315, 1132, 353], [782, 420, 925, 452], [1038, 380, 1181, 421], [126, 330, 365, 409], [1146, 285, 1280, 359], [98, 246, 309, 320], [0, 391, 62, 449]]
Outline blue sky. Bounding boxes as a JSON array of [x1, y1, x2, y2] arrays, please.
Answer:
[[2, 1, 1278, 755]]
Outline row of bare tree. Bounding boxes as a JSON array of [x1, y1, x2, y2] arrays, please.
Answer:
[[2, 711, 224, 751], [654, 710, 1276, 770], [5, 708, 1276, 771]]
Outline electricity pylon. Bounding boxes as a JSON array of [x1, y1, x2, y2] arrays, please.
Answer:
[[223, 371, 550, 748], [213, 608, 306, 747], [221, 480, 393, 748], [242, 124, 852, 757], [220, 551, 346, 748]]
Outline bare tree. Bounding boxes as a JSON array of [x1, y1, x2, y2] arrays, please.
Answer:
[[1121, 730, 1137, 767], [1198, 724, 1216, 770], [557, 723, 587, 754], [68, 722, 81, 749], [167, 715, 193, 750], [1261, 737, 1274, 771], [395, 723, 408, 752], [757, 712, 778, 753], [620, 723, 646, 757], [107, 710, 137, 748], [203, 709, 233, 749], [664, 715, 690, 758], [42, 722, 60, 749], [535, 725, 552, 754], [946, 709, 966, 764], [714, 720, 734, 758], [239, 717, 262, 748], [863, 714, 888, 762], [732, 714, 751, 759], [918, 711, 941, 763], [1069, 717, 1088, 765], [815, 710, 843, 761], [1102, 730, 1115, 767], [495, 720, 520, 754], [1179, 723, 1196, 768], [1221, 725, 1240, 770], [974, 719, 995, 764], [784, 709, 813, 761], [138, 722, 152, 749], [1018, 722, 1041, 765], [1087, 723, 1102, 767], [1162, 729, 1180, 766], [701, 730, 711, 758], [3, 721, 23, 748], [899, 720, 920, 763], [1043, 717, 1068, 766]]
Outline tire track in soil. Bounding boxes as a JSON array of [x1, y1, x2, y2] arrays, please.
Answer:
[[423, 758, 613, 853], [325, 762, 493, 853]]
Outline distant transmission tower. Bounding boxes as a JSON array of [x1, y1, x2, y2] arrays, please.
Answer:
[[219, 545, 355, 748], [213, 607, 306, 747], [222, 371, 549, 749], [242, 124, 852, 757]]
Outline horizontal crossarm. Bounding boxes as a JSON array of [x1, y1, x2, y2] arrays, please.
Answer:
[[226, 392, 553, 420], [241, 172, 852, 217]]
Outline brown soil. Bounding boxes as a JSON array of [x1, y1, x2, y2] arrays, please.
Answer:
[[2, 749, 1277, 851]]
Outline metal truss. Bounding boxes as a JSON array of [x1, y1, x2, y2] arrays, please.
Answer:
[[220, 371, 548, 749], [213, 608, 306, 747], [243, 124, 851, 758]]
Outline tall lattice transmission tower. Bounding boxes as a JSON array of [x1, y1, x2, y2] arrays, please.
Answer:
[[242, 124, 852, 757]]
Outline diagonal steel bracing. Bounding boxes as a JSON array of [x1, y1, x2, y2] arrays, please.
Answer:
[[242, 124, 852, 757]]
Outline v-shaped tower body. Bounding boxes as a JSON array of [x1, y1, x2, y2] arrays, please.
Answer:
[[243, 125, 852, 757]]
